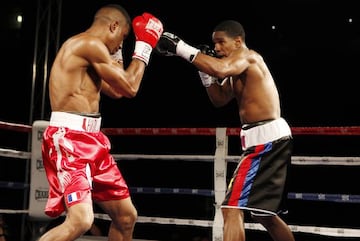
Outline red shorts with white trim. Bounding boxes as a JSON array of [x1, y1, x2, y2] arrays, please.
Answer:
[[41, 112, 130, 217]]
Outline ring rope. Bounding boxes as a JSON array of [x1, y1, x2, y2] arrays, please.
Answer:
[[1, 179, 360, 204], [129, 187, 360, 203], [1, 150, 360, 166], [0, 121, 31, 133], [128, 188, 360, 203], [0, 148, 31, 159], [0, 209, 29, 214], [112, 154, 360, 166], [0, 181, 29, 189], [1, 207, 359, 238], [1, 120, 360, 136], [0, 207, 358, 238]]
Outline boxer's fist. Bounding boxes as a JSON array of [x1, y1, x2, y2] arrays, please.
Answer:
[[132, 13, 163, 48], [198, 71, 217, 88], [155, 32, 180, 56], [132, 13, 163, 65], [111, 48, 123, 63], [155, 32, 200, 63], [197, 44, 217, 57]]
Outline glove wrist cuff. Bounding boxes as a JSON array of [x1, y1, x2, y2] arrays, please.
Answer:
[[199, 71, 217, 87], [177, 40, 200, 63], [133, 41, 152, 65], [203, 78, 217, 87], [111, 48, 123, 63]]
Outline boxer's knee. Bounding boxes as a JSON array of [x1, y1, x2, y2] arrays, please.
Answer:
[[112, 203, 137, 234]]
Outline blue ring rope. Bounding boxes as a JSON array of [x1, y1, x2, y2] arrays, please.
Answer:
[[1, 181, 359, 203]]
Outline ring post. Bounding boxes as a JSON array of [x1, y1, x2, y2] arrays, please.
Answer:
[[212, 127, 227, 241], [29, 120, 50, 220], [28, 120, 51, 240]]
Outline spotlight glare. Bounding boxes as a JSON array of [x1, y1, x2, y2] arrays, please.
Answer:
[[17, 15, 23, 23]]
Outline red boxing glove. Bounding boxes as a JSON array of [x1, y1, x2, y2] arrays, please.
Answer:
[[132, 13, 163, 65], [132, 12, 163, 48]]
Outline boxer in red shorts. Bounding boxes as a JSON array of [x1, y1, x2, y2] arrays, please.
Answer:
[[38, 4, 163, 241]]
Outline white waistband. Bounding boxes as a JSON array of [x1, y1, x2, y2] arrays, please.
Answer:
[[240, 118, 291, 150], [49, 112, 101, 132]]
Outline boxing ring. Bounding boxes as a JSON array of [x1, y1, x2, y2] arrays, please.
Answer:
[[0, 120, 360, 241]]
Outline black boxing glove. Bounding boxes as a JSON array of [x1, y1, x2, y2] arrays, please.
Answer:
[[197, 44, 217, 57], [155, 32, 200, 62], [196, 45, 227, 86]]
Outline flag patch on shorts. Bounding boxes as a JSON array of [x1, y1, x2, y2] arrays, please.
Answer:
[[67, 192, 81, 203]]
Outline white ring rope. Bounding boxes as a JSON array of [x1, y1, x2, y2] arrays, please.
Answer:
[[0, 147, 31, 159], [0, 208, 359, 237], [1, 149, 360, 165], [113, 154, 360, 166], [0, 209, 29, 214]]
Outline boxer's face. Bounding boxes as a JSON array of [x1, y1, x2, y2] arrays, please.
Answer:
[[109, 22, 129, 54], [212, 31, 236, 58]]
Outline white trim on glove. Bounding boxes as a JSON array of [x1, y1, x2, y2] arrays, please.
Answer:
[[176, 40, 200, 63], [111, 48, 123, 63], [133, 41, 152, 65], [198, 71, 217, 87]]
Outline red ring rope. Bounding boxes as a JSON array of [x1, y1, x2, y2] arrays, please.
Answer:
[[1, 120, 360, 136]]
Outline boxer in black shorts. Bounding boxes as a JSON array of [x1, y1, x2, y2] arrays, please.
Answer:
[[156, 20, 295, 241]]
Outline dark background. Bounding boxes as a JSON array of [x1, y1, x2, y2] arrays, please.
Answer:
[[1, 0, 360, 127], [0, 0, 360, 241]]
